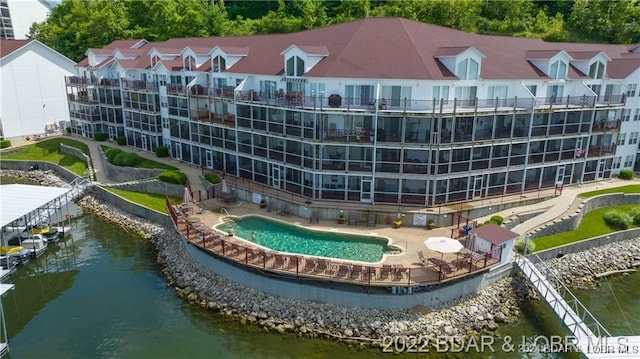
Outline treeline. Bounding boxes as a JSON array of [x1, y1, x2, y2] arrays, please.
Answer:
[[30, 0, 640, 62]]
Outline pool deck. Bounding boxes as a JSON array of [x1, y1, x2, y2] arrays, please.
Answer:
[[173, 198, 500, 287]]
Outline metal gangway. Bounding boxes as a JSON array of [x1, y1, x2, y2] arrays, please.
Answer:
[[515, 254, 639, 358]]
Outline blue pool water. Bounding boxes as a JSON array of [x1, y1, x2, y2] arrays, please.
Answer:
[[217, 216, 393, 262]]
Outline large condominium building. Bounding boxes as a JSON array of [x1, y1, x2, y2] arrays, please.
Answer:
[[0, 0, 55, 40], [66, 17, 640, 208]]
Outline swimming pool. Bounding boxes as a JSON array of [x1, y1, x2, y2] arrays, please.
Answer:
[[216, 216, 395, 263]]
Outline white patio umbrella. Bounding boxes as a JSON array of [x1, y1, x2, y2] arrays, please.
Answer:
[[424, 236, 464, 259]]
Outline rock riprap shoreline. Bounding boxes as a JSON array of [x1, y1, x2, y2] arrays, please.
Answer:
[[0, 169, 71, 188], [534, 237, 640, 289], [75, 194, 532, 347]]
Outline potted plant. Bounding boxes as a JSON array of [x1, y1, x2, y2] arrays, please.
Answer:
[[427, 219, 435, 230], [259, 199, 267, 209], [336, 213, 346, 224], [393, 219, 402, 228]]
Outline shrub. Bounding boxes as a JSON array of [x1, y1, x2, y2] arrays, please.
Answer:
[[603, 210, 631, 230], [113, 152, 141, 167], [490, 215, 504, 225], [618, 169, 634, 180], [116, 136, 126, 145], [204, 173, 220, 184], [484, 219, 500, 226], [155, 146, 169, 157], [65, 127, 72, 134], [514, 238, 536, 255], [158, 170, 188, 185], [104, 147, 123, 164], [0, 140, 11, 149], [93, 132, 106, 141], [629, 207, 640, 226]]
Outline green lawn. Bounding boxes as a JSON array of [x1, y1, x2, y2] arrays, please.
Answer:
[[100, 145, 177, 170], [533, 203, 640, 251], [579, 184, 640, 198], [103, 187, 182, 213], [1, 138, 90, 176]]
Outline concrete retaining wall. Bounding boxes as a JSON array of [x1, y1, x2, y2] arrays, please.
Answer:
[[530, 229, 640, 262], [59, 143, 95, 181], [105, 179, 184, 198], [98, 146, 164, 182], [182, 237, 513, 309], [89, 185, 172, 227], [0, 159, 81, 183], [529, 193, 640, 239]]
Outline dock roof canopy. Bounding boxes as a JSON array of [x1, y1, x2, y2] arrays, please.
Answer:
[[0, 184, 71, 228]]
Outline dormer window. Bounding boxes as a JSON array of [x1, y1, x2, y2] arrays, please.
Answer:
[[589, 61, 605, 79], [457, 58, 479, 80], [151, 55, 160, 67], [184, 55, 196, 71], [286, 56, 305, 77], [549, 60, 567, 80], [213, 55, 226, 72]]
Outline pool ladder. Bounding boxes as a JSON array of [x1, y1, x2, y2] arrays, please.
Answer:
[[220, 208, 230, 216]]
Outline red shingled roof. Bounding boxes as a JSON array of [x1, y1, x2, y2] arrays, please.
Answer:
[[81, 18, 636, 80], [471, 224, 519, 245], [0, 39, 32, 58]]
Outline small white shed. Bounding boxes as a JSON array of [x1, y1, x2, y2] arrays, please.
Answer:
[[470, 224, 519, 264]]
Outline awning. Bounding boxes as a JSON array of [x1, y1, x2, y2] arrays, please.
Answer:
[[281, 77, 307, 83], [0, 184, 71, 227]]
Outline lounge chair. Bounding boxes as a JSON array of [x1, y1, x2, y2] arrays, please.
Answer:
[[348, 212, 358, 226], [367, 213, 376, 227], [418, 250, 427, 265], [272, 254, 287, 269], [379, 264, 393, 280], [309, 209, 319, 224], [350, 264, 363, 279]]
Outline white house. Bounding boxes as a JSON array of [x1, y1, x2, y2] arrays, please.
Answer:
[[470, 224, 519, 264], [0, 39, 75, 140]]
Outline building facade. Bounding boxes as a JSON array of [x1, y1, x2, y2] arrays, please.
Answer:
[[0, 0, 54, 40], [1, 39, 76, 140], [65, 18, 640, 208]]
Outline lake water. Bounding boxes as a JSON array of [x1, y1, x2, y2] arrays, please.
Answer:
[[2, 214, 638, 359]]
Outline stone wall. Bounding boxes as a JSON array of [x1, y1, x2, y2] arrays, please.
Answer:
[[59, 143, 95, 181], [98, 146, 164, 182], [0, 159, 80, 183], [89, 185, 172, 227], [529, 193, 640, 239], [531, 229, 640, 262], [104, 179, 184, 198]]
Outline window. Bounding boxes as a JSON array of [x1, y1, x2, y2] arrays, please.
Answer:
[[604, 85, 620, 101], [456, 58, 479, 80], [151, 55, 160, 67], [344, 85, 374, 106], [588, 84, 601, 96], [549, 60, 567, 80], [546, 85, 564, 102], [526, 85, 537, 96], [624, 155, 634, 168], [455, 86, 477, 106], [589, 61, 605, 79], [184, 56, 195, 71], [634, 109, 640, 121], [381, 85, 412, 107], [310, 82, 326, 98], [629, 132, 639, 145], [286, 56, 305, 76], [627, 84, 637, 97], [213, 55, 226, 72], [618, 133, 627, 146], [158, 75, 166, 86], [260, 80, 277, 99], [488, 85, 508, 105], [623, 109, 631, 122], [613, 157, 621, 169], [433, 85, 450, 103]]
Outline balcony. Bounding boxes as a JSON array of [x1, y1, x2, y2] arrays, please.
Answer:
[[588, 144, 616, 157], [167, 83, 187, 96], [189, 85, 235, 99], [69, 110, 100, 122], [121, 80, 158, 92], [596, 94, 626, 106], [65, 76, 97, 86], [67, 93, 98, 104], [592, 119, 621, 132], [98, 78, 120, 87], [190, 109, 235, 127]]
